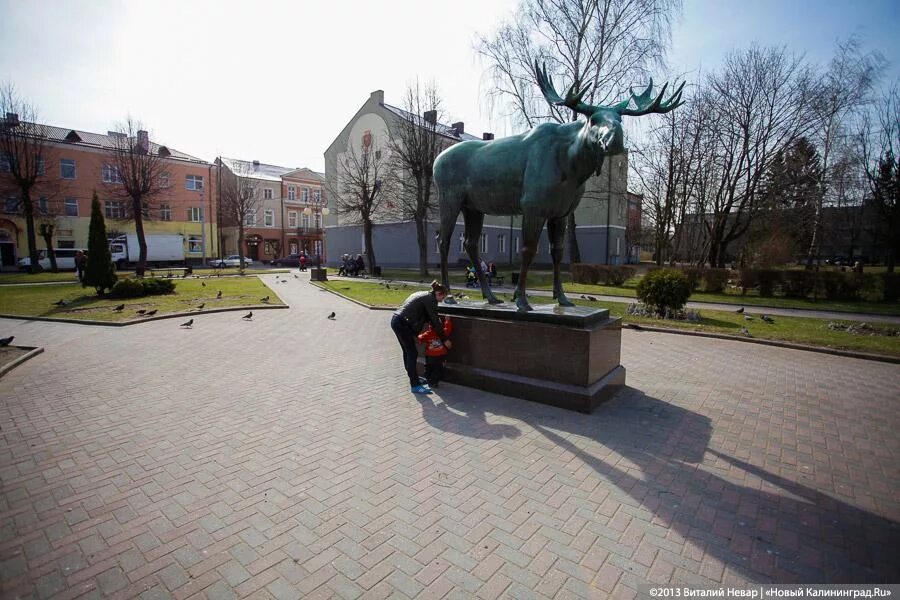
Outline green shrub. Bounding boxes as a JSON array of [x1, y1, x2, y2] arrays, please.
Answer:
[[738, 268, 759, 294], [680, 267, 703, 291], [141, 278, 176, 295], [859, 274, 885, 302], [757, 269, 782, 297], [883, 273, 900, 303], [782, 270, 816, 298], [635, 268, 692, 315], [109, 278, 145, 299], [607, 265, 636, 286], [571, 263, 600, 284], [700, 268, 731, 293]]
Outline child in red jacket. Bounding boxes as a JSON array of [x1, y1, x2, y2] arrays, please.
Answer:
[[418, 315, 453, 388]]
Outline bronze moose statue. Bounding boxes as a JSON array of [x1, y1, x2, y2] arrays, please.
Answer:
[[434, 62, 684, 311]]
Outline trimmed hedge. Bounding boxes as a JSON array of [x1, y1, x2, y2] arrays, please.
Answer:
[[108, 277, 177, 299], [570, 264, 636, 286]]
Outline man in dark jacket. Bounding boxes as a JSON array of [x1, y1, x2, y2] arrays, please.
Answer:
[[391, 281, 452, 393]]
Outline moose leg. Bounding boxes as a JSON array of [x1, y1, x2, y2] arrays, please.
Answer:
[[462, 208, 501, 304], [438, 192, 461, 304], [514, 214, 546, 312], [547, 216, 574, 307]]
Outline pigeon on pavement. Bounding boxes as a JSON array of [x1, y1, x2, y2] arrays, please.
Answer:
[[740, 327, 751, 337], [261, 296, 269, 303], [216, 291, 222, 299], [327, 312, 336, 320], [113, 304, 125, 312], [136, 309, 147, 315], [196, 303, 205, 310], [744, 315, 753, 321], [180, 319, 193, 328], [243, 312, 253, 320], [146, 309, 158, 316], [0, 336, 14, 347], [736, 306, 744, 313], [201, 281, 206, 287], [761, 315, 774, 323], [53, 299, 68, 307], [587, 296, 597, 301]]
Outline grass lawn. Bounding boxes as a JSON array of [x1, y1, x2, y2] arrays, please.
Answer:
[[363, 268, 900, 316], [0, 275, 281, 322], [0, 266, 291, 285], [319, 279, 900, 358]]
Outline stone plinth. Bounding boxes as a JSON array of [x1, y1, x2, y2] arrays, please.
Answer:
[[310, 268, 328, 281], [422, 302, 625, 413]]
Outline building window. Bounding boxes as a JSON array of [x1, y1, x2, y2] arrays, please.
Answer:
[[480, 234, 488, 254], [301, 188, 309, 202], [188, 236, 202, 253], [0, 153, 11, 172], [288, 186, 296, 201], [289, 242, 298, 254], [458, 234, 464, 253], [245, 211, 256, 227], [288, 211, 297, 227], [188, 206, 204, 222], [514, 236, 520, 255], [301, 213, 310, 228], [616, 236, 620, 256], [64, 197, 78, 216], [37, 158, 45, 176], [38, 197, 49, 215], [314, 240, 322, 256], [186, 175, 204, 191], [498, 234, 506, 254], [102, 164, 122, 183], [264, 188, 273, 200], [264, 241, 274, 255], [4, 196, 19, 214], [314, 213, 322, 229], [264, 209, 275, 227], [105, 200, 124, 219], [57, 240, 75, 249], [160, 203, 171, 221], [60, 159, 76, 179], [160, 173, 170, 187]]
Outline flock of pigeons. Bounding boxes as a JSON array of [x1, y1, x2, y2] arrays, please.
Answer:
[[736, 306, 775, 338]]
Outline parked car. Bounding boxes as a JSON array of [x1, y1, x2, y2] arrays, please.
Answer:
[[271, 254, 302, 267], [17, 248, 86, 271], [209, 255, 254, 268]]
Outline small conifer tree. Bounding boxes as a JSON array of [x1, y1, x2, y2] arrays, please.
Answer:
[[83, 192, 117, 295]]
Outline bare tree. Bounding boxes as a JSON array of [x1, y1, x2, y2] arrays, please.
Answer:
[[0, 85, 50, 272], [388, 80, 445, 276], [105, 118, 169, 275], [36, 196, 65, 271], [331, 143, 391, 274], [217, 162, 261, 272], [477, 0, 681, 262], [805, 38, 885, 266], [631, 86, 706, 264], [859, 84, 900, 272], [697, 46, 817, 267]]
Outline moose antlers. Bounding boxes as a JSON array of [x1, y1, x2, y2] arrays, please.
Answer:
[[534, 61, 685, 117]]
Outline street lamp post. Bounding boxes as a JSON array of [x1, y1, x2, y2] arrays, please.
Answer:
[[303, 194, 328, 266]]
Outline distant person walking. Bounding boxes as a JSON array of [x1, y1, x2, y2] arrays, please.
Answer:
[[391, 281, 451, 394], [75, 250, 87, 282]]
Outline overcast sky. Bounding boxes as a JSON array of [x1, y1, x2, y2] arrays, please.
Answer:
[[0, 0, 897, 173]]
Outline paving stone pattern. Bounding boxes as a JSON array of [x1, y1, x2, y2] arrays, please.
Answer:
[[1, 274, 898, 599]]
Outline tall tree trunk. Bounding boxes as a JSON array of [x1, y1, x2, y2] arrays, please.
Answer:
[[22, 189, 41, 273], [363, 217, 376, 273], [39, 224, 57, 271], [133, 196, 148, 275], [415, 211, 428, 276]]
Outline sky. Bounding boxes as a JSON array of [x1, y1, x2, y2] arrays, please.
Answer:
[[0, 0, 897, 174]]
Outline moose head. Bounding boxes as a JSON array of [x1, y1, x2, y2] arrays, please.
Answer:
[[535, 61, 685, 175]]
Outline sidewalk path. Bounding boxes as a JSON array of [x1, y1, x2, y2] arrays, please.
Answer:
[[1, 273, 897, 598]]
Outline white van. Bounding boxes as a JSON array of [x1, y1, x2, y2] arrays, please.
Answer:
[[17, 248, 86, 271]]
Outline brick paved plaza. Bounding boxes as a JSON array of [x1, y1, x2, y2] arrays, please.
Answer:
[[1, 275, 898, 599]]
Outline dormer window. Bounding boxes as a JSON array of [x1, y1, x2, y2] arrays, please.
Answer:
[[158, 146, 171, 158], [64, 130, 82, 142]]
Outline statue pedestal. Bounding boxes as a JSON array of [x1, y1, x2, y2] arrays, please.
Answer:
[[310, 268, 328, 281], [422, 302, 625, 413]]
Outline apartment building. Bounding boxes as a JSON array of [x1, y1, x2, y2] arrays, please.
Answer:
[[0, 117, 215, 269], [214, 158, 326, 262]]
